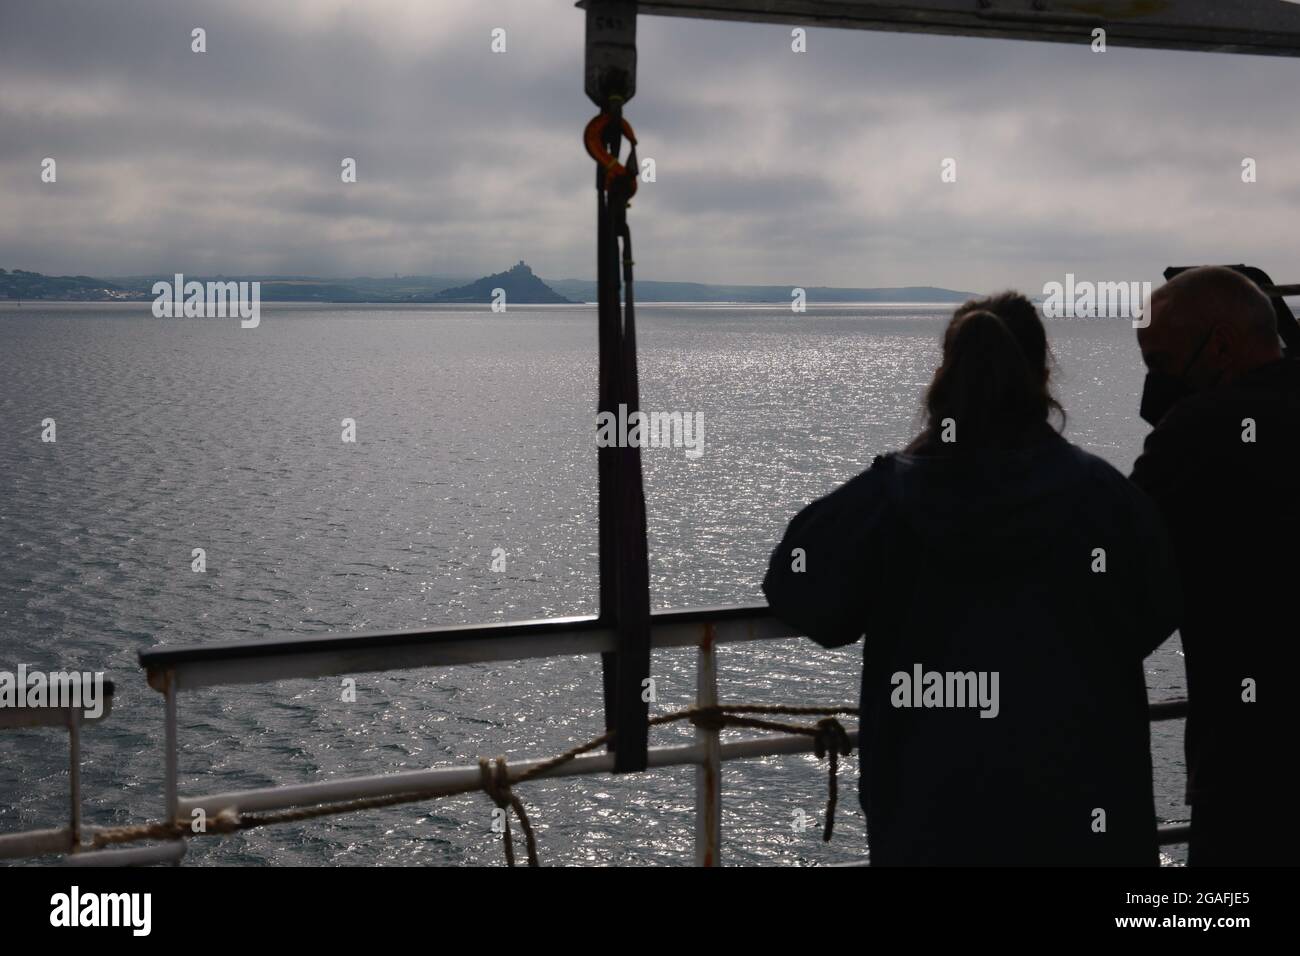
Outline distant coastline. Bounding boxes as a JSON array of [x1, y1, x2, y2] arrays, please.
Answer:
[[0, 264, 978, 306]]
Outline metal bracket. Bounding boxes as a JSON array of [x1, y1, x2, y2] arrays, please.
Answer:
[[584, 1, 638, 108]]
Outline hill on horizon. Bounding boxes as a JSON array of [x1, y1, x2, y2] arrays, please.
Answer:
[[430, 261, 572, 304], [546, 278, 977, 303], [1, 265, 978, 305]]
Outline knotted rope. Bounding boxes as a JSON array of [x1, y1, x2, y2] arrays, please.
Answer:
[[478, 755, 538, 867], [813, 717, 853, 841], [679, 707, 852, 842], [87, 703, 858, 864]]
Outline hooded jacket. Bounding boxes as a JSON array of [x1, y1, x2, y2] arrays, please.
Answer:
[[764, 426, 1179, 865]]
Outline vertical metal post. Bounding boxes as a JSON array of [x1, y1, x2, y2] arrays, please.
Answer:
[[587, 0, 650, 774], [164, 671, 178, 825], [67, 709, 82, 851], [694, 625, 722, 866]]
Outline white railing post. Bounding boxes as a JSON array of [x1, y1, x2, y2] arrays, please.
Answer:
[[164, 671, 178, 825], [694, 624, 722, 866], [68, 708, 82, 850]]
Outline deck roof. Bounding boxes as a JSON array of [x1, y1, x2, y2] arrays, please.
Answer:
[[588, 1, 1300, 57]]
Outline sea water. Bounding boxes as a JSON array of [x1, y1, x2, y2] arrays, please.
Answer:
[[0, 302, 1187, 865]]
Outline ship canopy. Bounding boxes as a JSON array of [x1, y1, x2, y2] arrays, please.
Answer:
[[615, 0, 1300, 57]]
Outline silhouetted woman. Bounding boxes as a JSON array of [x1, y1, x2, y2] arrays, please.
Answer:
[[763, 294, 1179, 865]]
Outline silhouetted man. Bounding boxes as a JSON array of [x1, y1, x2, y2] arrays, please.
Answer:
[[1131, 266, 1300, 866]]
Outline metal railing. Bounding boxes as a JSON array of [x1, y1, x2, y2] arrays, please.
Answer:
[[0, 681, 114, 861], [3, 606, 1191, 864]]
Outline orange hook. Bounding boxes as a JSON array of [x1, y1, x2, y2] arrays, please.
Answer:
[[584, 113, 638, 197]]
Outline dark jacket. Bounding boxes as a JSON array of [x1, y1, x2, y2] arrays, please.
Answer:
[[1130, 358, 1300, 860], [764, 426, 1179, 865]]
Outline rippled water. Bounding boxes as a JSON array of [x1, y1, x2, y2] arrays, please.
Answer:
[[0, 302, 1186, 865]]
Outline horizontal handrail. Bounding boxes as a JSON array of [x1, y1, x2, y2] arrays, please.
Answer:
[[0, 680, 115, 730], [0, 826, 77, 859], [176, 727, 851, 818], [63, 842, 188, 867], [139, 604, 795, 691], [138, 606, 1194, 726]]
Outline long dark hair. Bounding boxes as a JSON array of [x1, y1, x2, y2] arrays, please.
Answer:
[[955, 291, 1056, 389], [910, 297, 1062, 454]]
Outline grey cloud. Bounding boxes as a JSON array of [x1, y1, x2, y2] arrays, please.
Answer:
[[1, 0, 1297, 291]]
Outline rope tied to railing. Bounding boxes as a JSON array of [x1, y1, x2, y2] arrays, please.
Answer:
[[680, 707, 852, 842], [87, 808, 240, 849], [84, 702, 859, 864], [478, 756, 538, 867], [813, 718, 853, 842]]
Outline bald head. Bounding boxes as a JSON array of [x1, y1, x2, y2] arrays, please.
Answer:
[[1139, 266, 1282, 388]]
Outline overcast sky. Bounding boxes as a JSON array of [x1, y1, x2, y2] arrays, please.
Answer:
[[2, 0, 1299, 293]]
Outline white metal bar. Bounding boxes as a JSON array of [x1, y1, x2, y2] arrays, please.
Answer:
[[145, 608, 800, 693], [68, 709, 82, 846], [694, 628, 722, 867], [0, 827, 73, 860], [0, 687, 114, 729], [171, 628, 611, 692], [64, 842, 188, 867], [177, 729, 857, 818], [164, 672, 178, 825]]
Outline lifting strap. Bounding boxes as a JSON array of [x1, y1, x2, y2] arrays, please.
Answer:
[[589, 100, 651, 772]]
